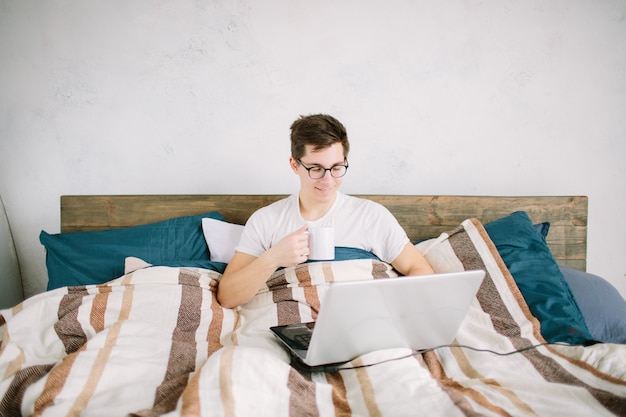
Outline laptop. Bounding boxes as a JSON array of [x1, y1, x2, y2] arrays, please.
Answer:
[[270, 270, 485, 372]]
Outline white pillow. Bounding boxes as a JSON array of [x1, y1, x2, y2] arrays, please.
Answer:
[[202, 218, 244, 263], [124, 256, 152, 274]]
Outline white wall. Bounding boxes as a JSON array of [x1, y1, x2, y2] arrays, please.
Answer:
[[1, 0, 625, 299]]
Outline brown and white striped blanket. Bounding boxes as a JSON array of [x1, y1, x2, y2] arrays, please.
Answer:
[[1, 219, 625, 416]]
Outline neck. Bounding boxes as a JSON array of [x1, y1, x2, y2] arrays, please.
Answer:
[[298, 192, 338, 221]]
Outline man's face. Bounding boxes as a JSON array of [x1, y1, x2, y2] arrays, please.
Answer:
[[290, 143, 346, 205]]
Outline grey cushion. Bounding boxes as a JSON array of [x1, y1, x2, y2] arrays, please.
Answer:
[[560, 266, 626, 344]]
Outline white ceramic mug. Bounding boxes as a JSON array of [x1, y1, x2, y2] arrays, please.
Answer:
[[308, 226, 335, 260]]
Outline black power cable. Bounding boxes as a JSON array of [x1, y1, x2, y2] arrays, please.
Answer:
[[323, 342, 582, 373]]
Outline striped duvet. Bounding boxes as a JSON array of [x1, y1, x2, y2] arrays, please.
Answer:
[[1, 218, 625, 416]]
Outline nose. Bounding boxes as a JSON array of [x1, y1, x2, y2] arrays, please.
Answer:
[[318, 169, 334, 180]]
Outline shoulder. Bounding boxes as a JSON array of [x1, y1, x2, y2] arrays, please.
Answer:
[[341, 194, 391, 214], [247, 195, 296, 223]]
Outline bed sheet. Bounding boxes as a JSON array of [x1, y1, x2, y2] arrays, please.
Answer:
[[1, 219, 625, 416]]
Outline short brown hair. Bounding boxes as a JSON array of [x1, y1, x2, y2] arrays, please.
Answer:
[[290, 114, 350, 160]]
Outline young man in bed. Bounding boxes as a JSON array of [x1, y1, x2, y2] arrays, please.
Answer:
[[217, 114, 434, 308]]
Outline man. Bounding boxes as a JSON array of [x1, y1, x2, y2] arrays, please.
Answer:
[[217, 114, 433, 308]]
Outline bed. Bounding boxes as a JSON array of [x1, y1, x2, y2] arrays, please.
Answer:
[[1, 194, 625, 416]]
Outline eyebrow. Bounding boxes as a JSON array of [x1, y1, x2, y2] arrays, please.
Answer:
[[301, 159, 345, 167]]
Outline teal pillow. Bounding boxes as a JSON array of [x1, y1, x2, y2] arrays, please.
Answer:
[[485, 211, 593, 344], [533, 222, 550, 238], [307, 247, 380, 263], [41, 211, 224, 290]]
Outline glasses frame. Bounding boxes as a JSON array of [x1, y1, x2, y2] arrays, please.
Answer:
[[297, 158, 349, 179]]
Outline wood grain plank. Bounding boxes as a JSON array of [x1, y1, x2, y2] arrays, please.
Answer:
[[60, 195, 588, 271]]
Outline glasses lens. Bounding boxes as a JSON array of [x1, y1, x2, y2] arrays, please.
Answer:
[[308, 167, 325, 179], [330, 165, 347, 178], [299, 160, 348, 179]]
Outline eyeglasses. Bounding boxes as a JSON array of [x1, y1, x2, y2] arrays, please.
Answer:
[[297, 159, 349, 179]]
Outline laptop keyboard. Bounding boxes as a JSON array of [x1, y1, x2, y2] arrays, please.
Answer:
[[272, 322, 316, 351], [294, 332, 312, 348]]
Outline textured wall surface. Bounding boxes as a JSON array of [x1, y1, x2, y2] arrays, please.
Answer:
[[0, 1, 625, 298]]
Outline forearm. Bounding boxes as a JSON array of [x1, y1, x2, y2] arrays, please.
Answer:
[[392, 243, 435, 276], [216, 251, 280, 309], [218, 225, 310, 308], [403, 262, 435, 276]]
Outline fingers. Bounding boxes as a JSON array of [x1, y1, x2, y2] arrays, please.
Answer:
[[272, 225, 311, 267], [290, 231, 310, 264], [290, 224, 309, 242], [288, 224, 310, 247]]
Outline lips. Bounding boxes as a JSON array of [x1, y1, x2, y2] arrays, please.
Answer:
[[314, 186, 335, 199], [315, 186, 333, 193]]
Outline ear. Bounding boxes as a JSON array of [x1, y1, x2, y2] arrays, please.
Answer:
[[289, 157, 300, 174]]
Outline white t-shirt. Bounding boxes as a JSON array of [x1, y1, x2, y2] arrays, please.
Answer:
[[236, 193, 409, 263]]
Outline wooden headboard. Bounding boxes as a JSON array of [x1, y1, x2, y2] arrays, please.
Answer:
[[60, 195, 588, 271]]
